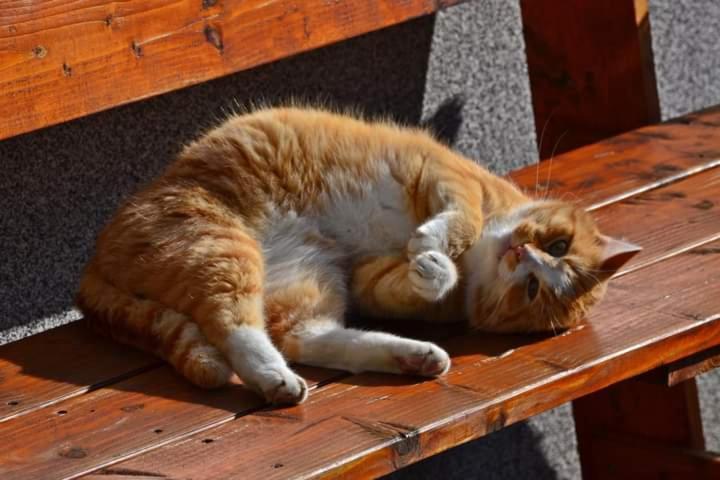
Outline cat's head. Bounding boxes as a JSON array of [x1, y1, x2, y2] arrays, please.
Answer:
[[463, 200, 640, 333]]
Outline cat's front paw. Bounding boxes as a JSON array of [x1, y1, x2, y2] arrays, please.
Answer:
[[393, 341, 451, 377], [407, 221, 446, 258], [409, 250, 458, 302]]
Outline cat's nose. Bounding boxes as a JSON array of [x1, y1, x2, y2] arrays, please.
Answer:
[[513, 244, 527, 262]]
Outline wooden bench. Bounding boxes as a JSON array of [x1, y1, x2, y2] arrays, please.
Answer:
[[2, 107, 720, 478], [2, 1, 720, 479]]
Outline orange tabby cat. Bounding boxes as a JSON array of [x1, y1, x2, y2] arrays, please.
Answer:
[[76, 107, 640, 404]]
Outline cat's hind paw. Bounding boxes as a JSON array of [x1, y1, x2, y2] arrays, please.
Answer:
[[393, 342, 451, 377], [409, 250, 458, 302], [252, 366, 309, 405]]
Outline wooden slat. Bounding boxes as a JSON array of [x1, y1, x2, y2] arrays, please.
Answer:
[[0, 364, 342, 480], [90, 240, 720, 479], [520, 0, 660, 158], [0, 322, 159, 423], [588, 167, 720, 273], [509, 106, 720, 209], [0, 0, 459, 141]]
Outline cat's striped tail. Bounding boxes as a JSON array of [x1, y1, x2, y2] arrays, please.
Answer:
[[75, 263, 233, 388]]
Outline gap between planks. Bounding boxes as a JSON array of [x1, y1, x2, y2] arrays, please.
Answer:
[[587, 158, 720, 211]]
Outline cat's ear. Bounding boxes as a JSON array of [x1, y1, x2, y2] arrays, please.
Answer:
[[597, 234, 642, 278]]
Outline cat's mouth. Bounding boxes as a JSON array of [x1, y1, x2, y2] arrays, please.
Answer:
[[498, 236, 526, 261], [498, 237, 533, 276]]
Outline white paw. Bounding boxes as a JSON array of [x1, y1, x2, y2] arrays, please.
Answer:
[[409, 250, 458, 302], [392, 341, 451, 377], [253, 365, 308, 405], [408, 230, 442, 258], [408, 220, 449, 258]]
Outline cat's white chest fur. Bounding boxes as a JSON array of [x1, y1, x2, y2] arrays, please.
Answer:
[[318, 166, 417, 256]]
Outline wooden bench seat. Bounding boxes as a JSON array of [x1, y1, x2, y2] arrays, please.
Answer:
[[1, 106, 719, 479]]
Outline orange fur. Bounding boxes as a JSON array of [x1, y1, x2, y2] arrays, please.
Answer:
[[76, 107, 638, 399]]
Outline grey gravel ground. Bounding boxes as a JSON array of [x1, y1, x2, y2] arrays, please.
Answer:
[[1, 1, 719, 478]]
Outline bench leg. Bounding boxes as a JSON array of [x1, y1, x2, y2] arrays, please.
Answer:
[[573, 377, 720, 479], [520, 0, 660, 158]]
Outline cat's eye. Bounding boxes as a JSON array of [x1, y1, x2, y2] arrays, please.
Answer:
[[547, 239, 570, 257], [527, 274, 539, 301]]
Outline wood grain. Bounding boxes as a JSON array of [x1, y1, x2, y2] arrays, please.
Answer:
[[0, 364, 343, 480], [0, 0, 456, 141], [509, 106, 720, 209], [0, 322, 159, 423], [520, 0, 660, 158], [92, 241, 720, 479], [588, 167, 720, 274]]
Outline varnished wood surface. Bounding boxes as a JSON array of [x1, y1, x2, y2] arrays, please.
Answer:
[[0, 322, 160, 423], [509, 105, 720, 209], [520, 0, 660, 158], [0, 0, 460, 141], [93, 241, 720, 479], [0, 365, 343, 479], [0, 108, 718, 478]]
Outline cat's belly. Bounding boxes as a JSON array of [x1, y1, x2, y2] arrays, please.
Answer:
[[316, 171, 417, 257], [261, 211, 348, 292], [261, 169, 416, 291]]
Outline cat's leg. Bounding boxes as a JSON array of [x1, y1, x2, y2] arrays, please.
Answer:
[[78, 264, 233, 389], [351, 253, 459, 318], [406, 167, 486, 260], [284, 319, 451, 376], [261, 237, 452, 377], [138, 227, 308, 405]]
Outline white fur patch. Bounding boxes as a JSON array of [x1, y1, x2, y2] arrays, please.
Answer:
[[292, 320, 450, 376], [462, 203, 533, 315], [523, 248, 574, 296], [317, 164, 416, 257], [262, 210, 346, 293], [225, 325, 308, 403], [409, 250, 458, 301], [407, 211, 453, 257]]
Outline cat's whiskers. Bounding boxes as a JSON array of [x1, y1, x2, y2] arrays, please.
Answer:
[[549, 312, 559, 337], [543, 130, 569, 201], [558, 191, 583, 205], [535, 107, 559, 197], [583, 269, 603, 284], [486, 292, 507, 328]]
